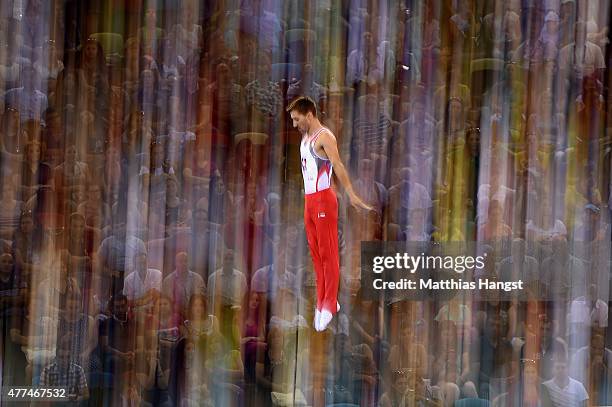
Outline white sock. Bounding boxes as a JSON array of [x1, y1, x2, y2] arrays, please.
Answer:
[[318, 310, 333, 331], [314, 309, 321, 330]]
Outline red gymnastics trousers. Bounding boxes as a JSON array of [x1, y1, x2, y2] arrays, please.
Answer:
[[304, 187, 339, 314]]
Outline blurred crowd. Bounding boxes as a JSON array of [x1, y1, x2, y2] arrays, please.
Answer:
[[0, 0, 611, 405]]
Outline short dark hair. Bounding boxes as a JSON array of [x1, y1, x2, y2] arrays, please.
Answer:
[[286, 96, 317, 117]]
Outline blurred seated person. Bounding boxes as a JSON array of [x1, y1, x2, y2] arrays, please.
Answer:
[[140, 6, 165, 57], [478, 199, 512, 240], [56, 212, 98, 258], [167, 337, 215, 406], [53, 143, 90, 204], [181, 294, 220, 349], [9, 295, 54, 384], [41, 108, 64, 154], [2, 64, 48, 124], [77, 183, 111, 233], [203, 334, 244, 406], [388, 318, 428, 377], [161, 251, 205, 316], [0, 177, 24, 240], [0, 42, 20, 84], [99, 294, 139, 382], [123, 250, 162, 311], [148, 176, 191, 234], [388, 167, 432, 231], [139, 141, 175, 197], [96, 213, 146, 306], [0, 252, 27, 318], [520, 308, 566, 382], [182, 141, 214, 205], [15, 137, 52, 202], [117, 379, 154, 407], [1, 107, 24, 154], [35, 251, 81, 317], [573, 203, 609, 242], [208, 248, 247, 345], [526, 198, 568, 243], [56, 292, 99, 377], [254, 326, 303, 402], [76, 38, 109, 96], [542, 352, 588, 407], [570, 329, 612, 405], [492, 358, 543, 407], [33, 39, 64, 82], [207, 249, 247, 311], [251, 231, 299, 305], [11, 209, 46, 278], [379, 368, 443, 407], [497, 238, 539, 284], [541, 237, 587, 299], [39, 336, 89, 402]]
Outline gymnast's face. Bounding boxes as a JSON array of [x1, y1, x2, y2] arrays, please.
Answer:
[[290, 111, 311, 135]]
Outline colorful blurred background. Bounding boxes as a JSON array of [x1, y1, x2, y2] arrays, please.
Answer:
[[1, 0, 612, 406]]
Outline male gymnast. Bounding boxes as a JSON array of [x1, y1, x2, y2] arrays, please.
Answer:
[[287, 96, 371, 331]]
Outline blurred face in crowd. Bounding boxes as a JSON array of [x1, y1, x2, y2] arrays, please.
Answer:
[[56, 345, 72, 367], [248, 291, 261, 310], [412, 101, 425, 122], [5, 108, 19, 136], [113, 297, 129, 319], [0, 253, 14, 275], [65, 144, 77, 164], [134, 252, 147, 273], [88, 185, 102, 202], [21, 66, 36, 89], [64, 296, 81, 318], [392, 370, 413, 394], [20, 214, 34, 233], [175, 252, 188, 274], [84, 41, 98, 62], [553, 361, 569, 383], [546, 16, 559, 35], [152, 143, 164, 166], [43, 40, 58, 61], [539, 314, 553, 339], [70, 215, 85, 236], [159, 296, 172, 318], [216, 62, 230, 83], [145, 7, 157, 26], [511, 239, 526, 260], [167, 178, 178, 197], [193, 208, 208, 230], [190, 296, 207, 319], [26, 142, 41, 163]]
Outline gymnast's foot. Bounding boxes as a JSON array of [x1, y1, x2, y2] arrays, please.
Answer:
[[318, 310, 333, 331]]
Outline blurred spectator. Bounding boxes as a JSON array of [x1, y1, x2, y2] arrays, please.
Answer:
[[542, 353, 588, 407], [162, 251, 205, 315], [2, 65, 48, 124], [39, 336, 89, 402], [123, 250, 162, 307], [207, 249, 247, 310]]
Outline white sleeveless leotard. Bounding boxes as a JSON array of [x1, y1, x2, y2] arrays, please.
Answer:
[[300, 127, 333, 195]]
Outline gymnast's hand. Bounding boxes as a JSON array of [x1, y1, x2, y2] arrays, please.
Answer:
[[349, 192, 373, 211]]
